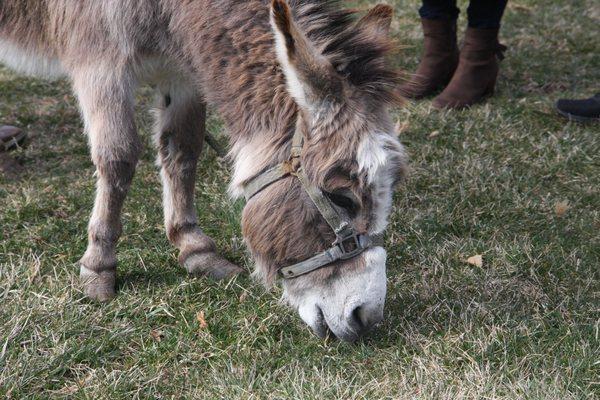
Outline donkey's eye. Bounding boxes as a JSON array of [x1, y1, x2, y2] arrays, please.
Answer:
[[324, 191, 359, 214]]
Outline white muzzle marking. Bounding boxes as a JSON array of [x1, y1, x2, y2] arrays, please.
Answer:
[[283, 247, 387, 342]]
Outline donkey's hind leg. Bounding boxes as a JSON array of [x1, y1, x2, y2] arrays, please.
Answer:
[[154, 84, 243, 279], [73, 66, 141, 301]]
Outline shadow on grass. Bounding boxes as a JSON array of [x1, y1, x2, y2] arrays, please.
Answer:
[[116, 266, 184, 291], [115, 260, 252, 292]]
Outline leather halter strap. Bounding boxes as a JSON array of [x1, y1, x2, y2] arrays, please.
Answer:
[[243, 126, 303, 202], [242, 125, 385, 279]]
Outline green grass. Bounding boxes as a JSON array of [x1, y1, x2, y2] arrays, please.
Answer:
[[1, 0, 599, 398]]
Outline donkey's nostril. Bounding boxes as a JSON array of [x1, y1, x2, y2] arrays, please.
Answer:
[[352, 305, 367, 329], [350, 303, 384, 334]]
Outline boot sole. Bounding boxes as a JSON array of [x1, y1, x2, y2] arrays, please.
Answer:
[[432, 81, 496, 110]]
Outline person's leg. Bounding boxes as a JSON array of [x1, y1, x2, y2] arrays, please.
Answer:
[[467, 0, 508, 29], [432, 0, 508, 109], [419, 0, 459, 21], [399, 1, 460, 98]]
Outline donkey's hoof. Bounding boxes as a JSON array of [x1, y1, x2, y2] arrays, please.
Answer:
[[80, 266, 117, 302], [183, 252, 244, 280]]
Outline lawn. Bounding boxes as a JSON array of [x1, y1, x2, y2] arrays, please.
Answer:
[[1, 0, 599, 398]]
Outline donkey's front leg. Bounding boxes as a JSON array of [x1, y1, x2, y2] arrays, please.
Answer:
[[74, 67, 141, 301], [155, 86, 243, 279]]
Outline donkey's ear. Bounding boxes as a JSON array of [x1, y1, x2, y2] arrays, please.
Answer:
[[356, 4, 393, 38], [270, 0, 343, 114]]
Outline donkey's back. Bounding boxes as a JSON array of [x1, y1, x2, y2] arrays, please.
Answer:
[[0, 0, 171, 79]]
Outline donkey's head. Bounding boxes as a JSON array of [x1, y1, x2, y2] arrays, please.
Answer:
[[242, 0, 407, 342]]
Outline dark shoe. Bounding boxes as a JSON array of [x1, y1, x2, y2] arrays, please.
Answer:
[[0, 125, 27, 151], [555, 93, 600, 123], [433, 27, 506, 109], [399, 18, 459, 99]]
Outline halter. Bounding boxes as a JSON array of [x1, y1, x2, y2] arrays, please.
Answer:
[[242, 123, 384, 279]]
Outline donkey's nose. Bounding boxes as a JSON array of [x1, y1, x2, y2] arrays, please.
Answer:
[[349, 303, 384, 334]]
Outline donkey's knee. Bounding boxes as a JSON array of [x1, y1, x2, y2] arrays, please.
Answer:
[[96, 159, 138, 193]]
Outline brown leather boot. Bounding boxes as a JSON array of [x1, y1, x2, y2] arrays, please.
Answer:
[[399, 18, 459, 99], [433, 27, 506, 109]]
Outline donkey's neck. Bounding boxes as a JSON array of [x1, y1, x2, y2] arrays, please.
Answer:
[[176, 0, 297, 197]]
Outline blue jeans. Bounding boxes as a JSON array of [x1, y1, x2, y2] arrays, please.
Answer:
[[419, 0, 508, 29]]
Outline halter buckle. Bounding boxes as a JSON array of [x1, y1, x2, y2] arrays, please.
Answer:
[[334, 232, 365, 260]]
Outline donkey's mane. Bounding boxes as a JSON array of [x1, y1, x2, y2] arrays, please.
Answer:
[[289, 0, 400, 104]]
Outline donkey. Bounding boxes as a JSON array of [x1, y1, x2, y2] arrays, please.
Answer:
[[0, 0, 407, 342]]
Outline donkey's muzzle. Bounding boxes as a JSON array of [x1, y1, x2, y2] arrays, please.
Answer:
[[285, 248, 388, 343]]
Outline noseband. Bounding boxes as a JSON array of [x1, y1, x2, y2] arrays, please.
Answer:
[[242, 124, 384, 279]]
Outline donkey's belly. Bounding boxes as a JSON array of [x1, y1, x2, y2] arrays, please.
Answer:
[[0, 38, 64, 78]]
